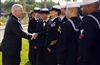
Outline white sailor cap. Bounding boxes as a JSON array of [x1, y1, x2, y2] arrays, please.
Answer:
[[50, 5, 61, 13], [60, 5, 66, 9], [81, 0, 99, 5], [33, 7, 40, 13], [40, 8, 49, 14], [66, 2, 80, 8]]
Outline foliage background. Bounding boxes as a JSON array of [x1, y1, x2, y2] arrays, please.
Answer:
[[1, 1, 57, 13]]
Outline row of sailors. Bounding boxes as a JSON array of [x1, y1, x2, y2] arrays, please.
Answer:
[[28, 5, 67, 24], [28, 4, 67, 65], [28, 0, 100, 65]]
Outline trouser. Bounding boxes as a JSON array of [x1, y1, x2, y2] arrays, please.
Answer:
[[2, 52, 20, 65], [0, 46, 1, 51], [28, 40, 36, 65], [36, 46, 46, 65], [45, 45, 57, 65]]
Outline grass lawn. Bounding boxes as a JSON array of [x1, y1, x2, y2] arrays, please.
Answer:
[[0, 38, 31, 65]]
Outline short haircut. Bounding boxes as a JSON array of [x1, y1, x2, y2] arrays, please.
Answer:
[[11, 4, 23, 14], [68, 7, 79, 14]]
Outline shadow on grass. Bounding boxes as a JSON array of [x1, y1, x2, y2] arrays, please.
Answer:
[[25, 61, 31, 65]]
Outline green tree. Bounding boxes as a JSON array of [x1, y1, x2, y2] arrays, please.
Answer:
[[13, 0, 15, 2], [43, 0, 55, 8], [44, 0, 46, 8], [65, 0, 77, 2], [26, 3, 40, 12], [5, 0, 18, 2], [2, 2, 20, 12], [46, 1, 58, 9], [28, 0, 35, 2], [19, 0, 22, 2], [23, 0, 26, 11], [47, 0, 52, 2], [2, 0, 57, 12], [0, 0, 1, 17], [26, 0, 35, 3], [40, 1, 57, 9]]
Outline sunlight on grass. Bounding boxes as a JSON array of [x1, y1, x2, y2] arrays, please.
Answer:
[[20, 38, 31, 65], [0, 38, 31, 65], [0, 52, 2, 65]]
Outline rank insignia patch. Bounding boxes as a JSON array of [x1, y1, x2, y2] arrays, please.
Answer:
[[51, 22, 56, 27]]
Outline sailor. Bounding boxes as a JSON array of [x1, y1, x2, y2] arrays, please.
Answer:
[[59, 5, 68, 23], [77, 0, 100, 65], [56, 2, 81, 65], [28, 7, 41, 65], [45, 5, 61, 65], [35, 8, 49, 65]]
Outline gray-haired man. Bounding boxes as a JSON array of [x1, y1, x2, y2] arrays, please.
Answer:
[[1, 4, 34, 65]]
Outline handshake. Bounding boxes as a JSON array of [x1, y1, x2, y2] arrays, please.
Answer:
[[31, 33, 38, 40]]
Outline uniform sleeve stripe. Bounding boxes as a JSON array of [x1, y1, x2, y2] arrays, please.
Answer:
[[68, 19, 79, 31], [88, 15, 100, 29]]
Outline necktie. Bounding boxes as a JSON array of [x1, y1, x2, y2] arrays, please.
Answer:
[[44, 21, 47, 27]]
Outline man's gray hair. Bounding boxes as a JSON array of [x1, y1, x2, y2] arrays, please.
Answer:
[[11, 4, 23, 14]]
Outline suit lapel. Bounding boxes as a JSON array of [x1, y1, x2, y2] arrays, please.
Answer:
[[11, 15, 23, 30]]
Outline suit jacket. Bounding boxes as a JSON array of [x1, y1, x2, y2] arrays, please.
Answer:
[[1, 15, 32, 55], [36, 20, 48, 47], [45, 17, 61, 49], [0, 46, 1, 51]]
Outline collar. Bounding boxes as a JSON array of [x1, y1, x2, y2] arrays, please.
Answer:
[[51, 16, 58, 21], [12, 14, 20, 21], [59, 15, 66, 20], [43, 19, 48, 22], [35, 18, 40, 21], [60, 14, 66, 17]]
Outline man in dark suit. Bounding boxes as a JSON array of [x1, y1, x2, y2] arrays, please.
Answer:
[[77, 0, 100, 65], [0, 46, 1, 51], [45, 5, 61, 65], [57, 2, 81, 65], [1, 4, 34, 65], [34, 8, 49, 65], [28, 7, 41, 65]]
